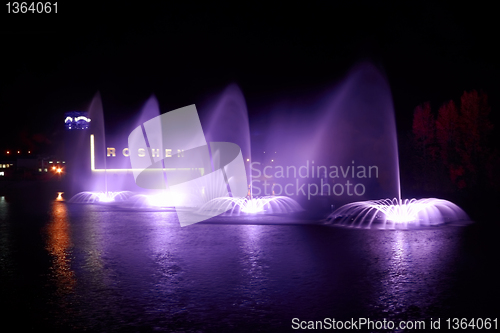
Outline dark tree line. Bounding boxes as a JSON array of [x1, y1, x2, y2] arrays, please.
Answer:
[[410, 90, 498, 193]]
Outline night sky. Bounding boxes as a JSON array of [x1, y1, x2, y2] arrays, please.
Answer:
[[1, 2, 498, 154]]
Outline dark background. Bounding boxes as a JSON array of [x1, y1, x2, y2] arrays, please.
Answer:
[[1, 2, 498, 160]]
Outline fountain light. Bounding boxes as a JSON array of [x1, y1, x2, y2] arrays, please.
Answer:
[[144, 191, 183, 208], [240, 198, 267, 214]]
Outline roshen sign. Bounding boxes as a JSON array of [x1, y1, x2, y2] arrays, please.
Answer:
[[106, 147, 185, 158]]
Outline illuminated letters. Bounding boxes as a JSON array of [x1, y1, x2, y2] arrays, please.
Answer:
[[104, 147, 189, 158], [107, 148, 116, 157], [151, 148, 160, 157]]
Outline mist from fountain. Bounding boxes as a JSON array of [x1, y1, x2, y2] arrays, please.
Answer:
[[258, 63, 400, 204], [253, 62, 468, 227], [68, 94, 161, 205], [197, 84, 303, 215], [312, 63, 469, 228], [67, 92, 117, 203], [68, 87, 303, 216]]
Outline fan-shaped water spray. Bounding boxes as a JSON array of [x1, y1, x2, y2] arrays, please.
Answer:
[[68, 191, 134, 204], [197, 196, 303, 216], [313, 64, 470, 228], [325, 198, 469, 229]]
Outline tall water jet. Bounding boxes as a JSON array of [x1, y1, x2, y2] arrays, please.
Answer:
[[102, 95, 163, 193], [65, 92, 106, 196], [257, 63, 400, 208], [199, 84, 303, 215], [87, 92, 107, 193], [310, 63, 401, 201], [120, 95, 190, 209], [311, 63, 470, 228], [68, 93, 138, 204], [201, 84, 252, 192]]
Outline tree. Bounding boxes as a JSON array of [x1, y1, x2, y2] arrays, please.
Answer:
[[436, 100, 458, 166], [412, 102, 439, 190], [436, 100, 462, 188], [412, 102, 436, 158], [458, 90, 493, 183], [412, 90, 497, 192]]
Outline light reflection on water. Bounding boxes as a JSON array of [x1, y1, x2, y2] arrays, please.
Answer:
[[237, 225, 270, 309], [46, 201, 76, 294], [0, 197, 496, 331], [363, 229, 462, 324]]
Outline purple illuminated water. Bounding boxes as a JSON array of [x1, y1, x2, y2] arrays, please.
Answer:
[[202, 84, 251, 168], [68, 63, 468, 227], [69, 95, 178, 207], [68, 87, 303, 216], [198, 84, 303, 215], [1, 197, 496, 331], [313, 64, 468, 227], [259, 63, 400, 202]]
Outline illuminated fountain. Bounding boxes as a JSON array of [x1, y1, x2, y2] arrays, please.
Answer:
[[68, 94, 179, 209], [68, 191, 134, 204], [253, 62, 468, 228], [67, 63, 467, 226], [325, 198, 468, 229], [68, 87, 302, 217], [196, 84, 302, 215], [67, 93, 136, 205], [313, 63, 469, 229]]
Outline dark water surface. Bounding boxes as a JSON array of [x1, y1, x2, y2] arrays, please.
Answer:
[[0, 194, 498, 332]]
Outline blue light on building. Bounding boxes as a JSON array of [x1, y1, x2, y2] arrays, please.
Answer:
[[64, 112, 91, 130]]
